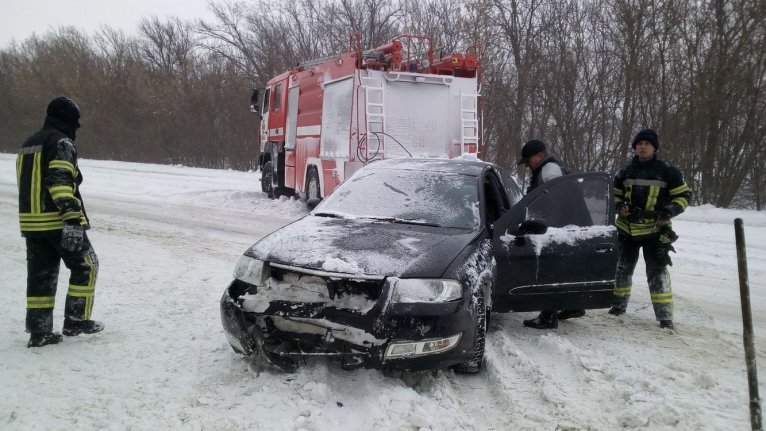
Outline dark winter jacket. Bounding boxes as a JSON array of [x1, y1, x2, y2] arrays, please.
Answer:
[[528, 155, 569, 193], [16, 116, 89, 237], [614, 155, 690, 240]]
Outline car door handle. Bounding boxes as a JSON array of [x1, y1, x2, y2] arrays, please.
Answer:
[[594, 244, 614, 253]]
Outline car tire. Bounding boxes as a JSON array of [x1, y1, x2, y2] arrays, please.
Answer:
[[262, 161, 282, 199], [306, 167, 321, 201], [453, 289, 487, 374]]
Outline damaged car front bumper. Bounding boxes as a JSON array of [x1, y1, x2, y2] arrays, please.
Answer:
[[219, 262, 477, 371]]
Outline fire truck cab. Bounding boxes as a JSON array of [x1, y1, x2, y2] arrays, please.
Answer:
[[253, 35, 481, 200]]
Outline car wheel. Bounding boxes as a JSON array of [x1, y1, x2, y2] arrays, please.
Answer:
[[453, 289, 487, 374], [306, 167, 321, 201], [262, 161, 282, 198]]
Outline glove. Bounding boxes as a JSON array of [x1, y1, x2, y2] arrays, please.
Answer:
[[61, 224, 84, 252], [618, 204, 630, 217], [655, 210, 671, 227], [657, 243, 675, 267]]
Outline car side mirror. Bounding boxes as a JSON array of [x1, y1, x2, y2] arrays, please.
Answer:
[[306, 197, 322, 210], [517, 218, 548, 235]]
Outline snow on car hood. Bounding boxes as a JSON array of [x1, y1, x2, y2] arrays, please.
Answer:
[[247, 215, 477, 277]]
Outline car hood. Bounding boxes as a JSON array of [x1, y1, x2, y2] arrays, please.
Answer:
[[247, 215, 478, 278]]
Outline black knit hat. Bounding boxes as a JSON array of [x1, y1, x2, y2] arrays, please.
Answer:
[[517, 139, 547, 165], [632, 128, 659, 150], [47, 96, 81, 130]]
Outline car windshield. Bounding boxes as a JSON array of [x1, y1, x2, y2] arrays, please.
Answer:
[[314, 167, 479, 229]]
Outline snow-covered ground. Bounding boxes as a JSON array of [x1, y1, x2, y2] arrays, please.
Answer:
[[1, 153, 764, 430]]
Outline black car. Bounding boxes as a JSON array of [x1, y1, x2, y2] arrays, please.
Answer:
[[220, 158, 618, 373]]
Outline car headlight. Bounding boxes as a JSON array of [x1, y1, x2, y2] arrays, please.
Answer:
[[391, 279, 462, 303], [233, 255, 269, 286], [385, 334, 462, 359]]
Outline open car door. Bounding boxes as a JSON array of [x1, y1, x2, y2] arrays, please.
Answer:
[[491, 173, 618, 312]]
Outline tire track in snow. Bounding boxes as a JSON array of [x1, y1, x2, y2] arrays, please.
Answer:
[[482, 314, 619, 430], [477, 312, 722, 430]]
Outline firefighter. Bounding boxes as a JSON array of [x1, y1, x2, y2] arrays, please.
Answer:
[[609, 128, 691, 330], [517, 140, 586, 329], [17, 96, 104, 348]]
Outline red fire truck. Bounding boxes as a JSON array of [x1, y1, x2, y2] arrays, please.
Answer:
[[252, 35, 481, 200]]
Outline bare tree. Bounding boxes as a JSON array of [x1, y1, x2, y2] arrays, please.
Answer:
[[483, 0, 548, 171], [138, 17, 197, 78]]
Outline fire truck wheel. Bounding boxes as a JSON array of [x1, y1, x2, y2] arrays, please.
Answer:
[[306, 167, 321, 201], [260, 166, 268, 193], [262, 161, 275, 198]]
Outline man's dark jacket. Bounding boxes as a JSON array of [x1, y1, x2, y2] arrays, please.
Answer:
[[528, 155, 569, 193]]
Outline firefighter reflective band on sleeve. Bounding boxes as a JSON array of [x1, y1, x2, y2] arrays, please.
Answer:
[[27, 296, 55, 309], [62, 211, 82, 221], [49, 185, 75, 200], [613, 286, 631, 297], [669, 184, 689, 195], [651, 292, 673, 304], [614, 188, 624, 196], [49, 160, 76, 175], [673, 197, 689, 209]]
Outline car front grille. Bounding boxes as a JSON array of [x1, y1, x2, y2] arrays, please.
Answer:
[[269, 264, 384, 307]]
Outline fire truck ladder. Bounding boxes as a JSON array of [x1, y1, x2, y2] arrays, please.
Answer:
[[460, 90, 479, 153], [361, 76, 385, 161]]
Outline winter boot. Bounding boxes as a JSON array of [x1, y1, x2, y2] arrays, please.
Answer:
[[608, 305, 626, 316], [557, 309, 586, 320], [63, 319, 105, 336], [28, 332, 64, 348], [660, 320, 675, 330], [523, 310, 558, 329]]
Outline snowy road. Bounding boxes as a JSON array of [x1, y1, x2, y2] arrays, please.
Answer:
[[1, 153, 764, 430]]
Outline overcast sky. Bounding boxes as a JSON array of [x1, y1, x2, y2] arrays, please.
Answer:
[[0, 0, 217, 47]]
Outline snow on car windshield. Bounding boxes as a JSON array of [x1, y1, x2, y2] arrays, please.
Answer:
[[315, 167, 479, 229]]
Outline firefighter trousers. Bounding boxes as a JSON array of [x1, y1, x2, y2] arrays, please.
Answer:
[[25, 233, 99, 334], [612, 236, 673, 321]]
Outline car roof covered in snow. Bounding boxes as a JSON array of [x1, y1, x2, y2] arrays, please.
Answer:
[[362, 157, 491, 176]]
